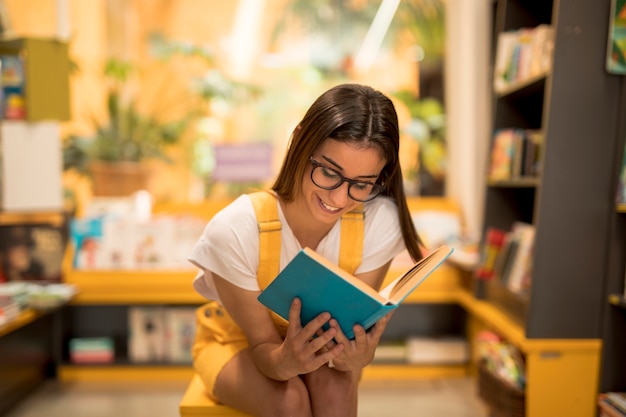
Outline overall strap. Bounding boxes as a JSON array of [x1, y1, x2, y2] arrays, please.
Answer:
[[249, 190, 364, 336], [249, 190, 365, 281], [248, 190, 282, 290]]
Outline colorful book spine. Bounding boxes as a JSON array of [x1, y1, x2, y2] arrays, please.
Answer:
[[475, 228, 508, 280]]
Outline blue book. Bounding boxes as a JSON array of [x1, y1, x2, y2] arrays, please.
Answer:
[[257, 245, 454, 339]]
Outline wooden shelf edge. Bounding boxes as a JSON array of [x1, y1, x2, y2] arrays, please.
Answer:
[[458, 290, 602, 353], [58, 363, 468, 383], [494, 72, 548, 97], [363, 363, 469, 380], [487, 177, 540, 188], [0, 309, 40, 337], [66, 260, 464, 305], [58, 365, 195, 382], [0, 210, 65, 226]]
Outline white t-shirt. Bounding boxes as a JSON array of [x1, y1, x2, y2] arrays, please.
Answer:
[[188, 194, 406, 303]]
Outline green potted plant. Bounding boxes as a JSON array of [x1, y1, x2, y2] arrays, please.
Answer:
[[63, 34, 260, 197]]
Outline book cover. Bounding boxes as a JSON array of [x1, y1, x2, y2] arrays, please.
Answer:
[[506, 222, 536, 294], [488, 129, 516, 181], [607, 0, 626, 75], [0, 224, 66, 283], [493, 31, 519, 92], [405, 336, 469, 365], [617, 139, 626, 206], [475, 227, 508, 280], [257, 245, 453, 339], [128, 306, 166, 362], [496, 234, 519, 286], [163, 307, 196, 363], [599, 394, 626, 417], [606, 392, 626, 414]]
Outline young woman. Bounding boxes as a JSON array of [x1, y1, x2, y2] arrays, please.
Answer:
[[189, 83, 423, 417]]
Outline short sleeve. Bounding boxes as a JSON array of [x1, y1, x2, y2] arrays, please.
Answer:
[[188, 195, 261, 300]]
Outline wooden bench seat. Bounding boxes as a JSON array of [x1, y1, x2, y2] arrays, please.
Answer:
[[180, 374, 251, 416]]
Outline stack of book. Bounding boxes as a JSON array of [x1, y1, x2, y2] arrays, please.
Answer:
[[373, 336, 469, 365], [488, 128, 543, 182], [475, 222, 536, 295], [69, 337, 114, 364], [493, 24, 554, 92], [599, 393, 626, 417]]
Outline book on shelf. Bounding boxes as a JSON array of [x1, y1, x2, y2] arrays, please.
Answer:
[[606, 392, 626, 414], [488, 129, 517, 180], [128, 306, 167, 362], [599, 393, 626, 417], [616, 137, 626, 205], [505, 222, 535, 293], [494, 233, 518, 285], [523, 130, 544, 177], [493, 24, 554, 93], [163, 307, 196, 363], [257, 245, 454, 340], [0, 224, 66, 283], [373, 340, 407, 363], [488, 128, 543, 181], [405, 336, 469, 365], [69, 337, 114, 364], [606, 0, 626, 75], [128, 306, 197, 363], [475, 227, 508, 280], [489, 222, 535, 294]]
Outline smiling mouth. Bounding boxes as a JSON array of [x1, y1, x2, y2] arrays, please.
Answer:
[[318, 196, 341, 213]]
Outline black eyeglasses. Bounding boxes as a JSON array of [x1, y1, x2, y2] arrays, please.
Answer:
[[309, 157, 384, 202]]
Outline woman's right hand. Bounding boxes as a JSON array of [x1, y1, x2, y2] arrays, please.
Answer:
[[277, 298, 344, 379]]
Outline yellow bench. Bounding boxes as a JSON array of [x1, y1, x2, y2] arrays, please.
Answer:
[[180, 374, 251, 417]]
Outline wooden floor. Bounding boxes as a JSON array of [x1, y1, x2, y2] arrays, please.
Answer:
[[4, 377, 489, 417]]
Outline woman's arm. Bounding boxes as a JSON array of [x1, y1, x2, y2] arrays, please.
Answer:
[[213, 273, 343, 381]]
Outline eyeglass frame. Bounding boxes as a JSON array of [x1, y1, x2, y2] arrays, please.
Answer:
[[309, 156, 385, 202]]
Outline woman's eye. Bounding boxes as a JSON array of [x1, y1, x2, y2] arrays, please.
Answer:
[[353, 182, 372, 191], [322, 167, 340, 179]]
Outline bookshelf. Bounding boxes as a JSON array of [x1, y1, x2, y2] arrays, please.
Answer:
[[599, 76, 626, 396], [0, 37, 70, 414], [476, 0, 623, 416], [57, 197, 472, 380], [0, 224, 65, 408]]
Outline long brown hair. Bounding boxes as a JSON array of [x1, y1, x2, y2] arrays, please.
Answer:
[[272, 83, 423, 262]]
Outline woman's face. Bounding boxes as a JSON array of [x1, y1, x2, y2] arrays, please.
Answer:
[[301, 138, 386, 225]]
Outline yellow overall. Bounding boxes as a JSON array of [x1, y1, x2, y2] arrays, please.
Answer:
[[191, 190, 364, 397]]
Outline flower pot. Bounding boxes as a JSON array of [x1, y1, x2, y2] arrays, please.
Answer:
[[89, 161, 152, 197]]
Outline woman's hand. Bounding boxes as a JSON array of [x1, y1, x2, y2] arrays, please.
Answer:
[[323, 312, 394, 372], [276, 298, 345, 380]]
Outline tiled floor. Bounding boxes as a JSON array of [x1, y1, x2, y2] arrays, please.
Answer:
[[4, 377, 489, 417]]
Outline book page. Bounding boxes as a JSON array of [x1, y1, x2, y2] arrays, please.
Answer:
[[380, 246, 452, 304]]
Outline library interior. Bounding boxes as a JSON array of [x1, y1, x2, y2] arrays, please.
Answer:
[[1, 1, 625, 417]]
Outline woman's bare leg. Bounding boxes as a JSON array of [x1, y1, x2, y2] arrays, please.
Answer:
[[214, 349, 313, 417], [304, 365, 361, 417]]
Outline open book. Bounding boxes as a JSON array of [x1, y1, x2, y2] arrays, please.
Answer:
[[257, 245, 454, 339]]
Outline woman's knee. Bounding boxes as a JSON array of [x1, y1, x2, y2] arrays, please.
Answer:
[[261, 378, 312, 417]]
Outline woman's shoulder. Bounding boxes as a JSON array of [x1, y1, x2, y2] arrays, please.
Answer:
[[205, 194, 258, 238], [363, 195, 398, 216], [362, 196, 402, 236], [212, 194, 255, 221]]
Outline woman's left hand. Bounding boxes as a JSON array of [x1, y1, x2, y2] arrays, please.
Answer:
[[323, 312, 394, 372]]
